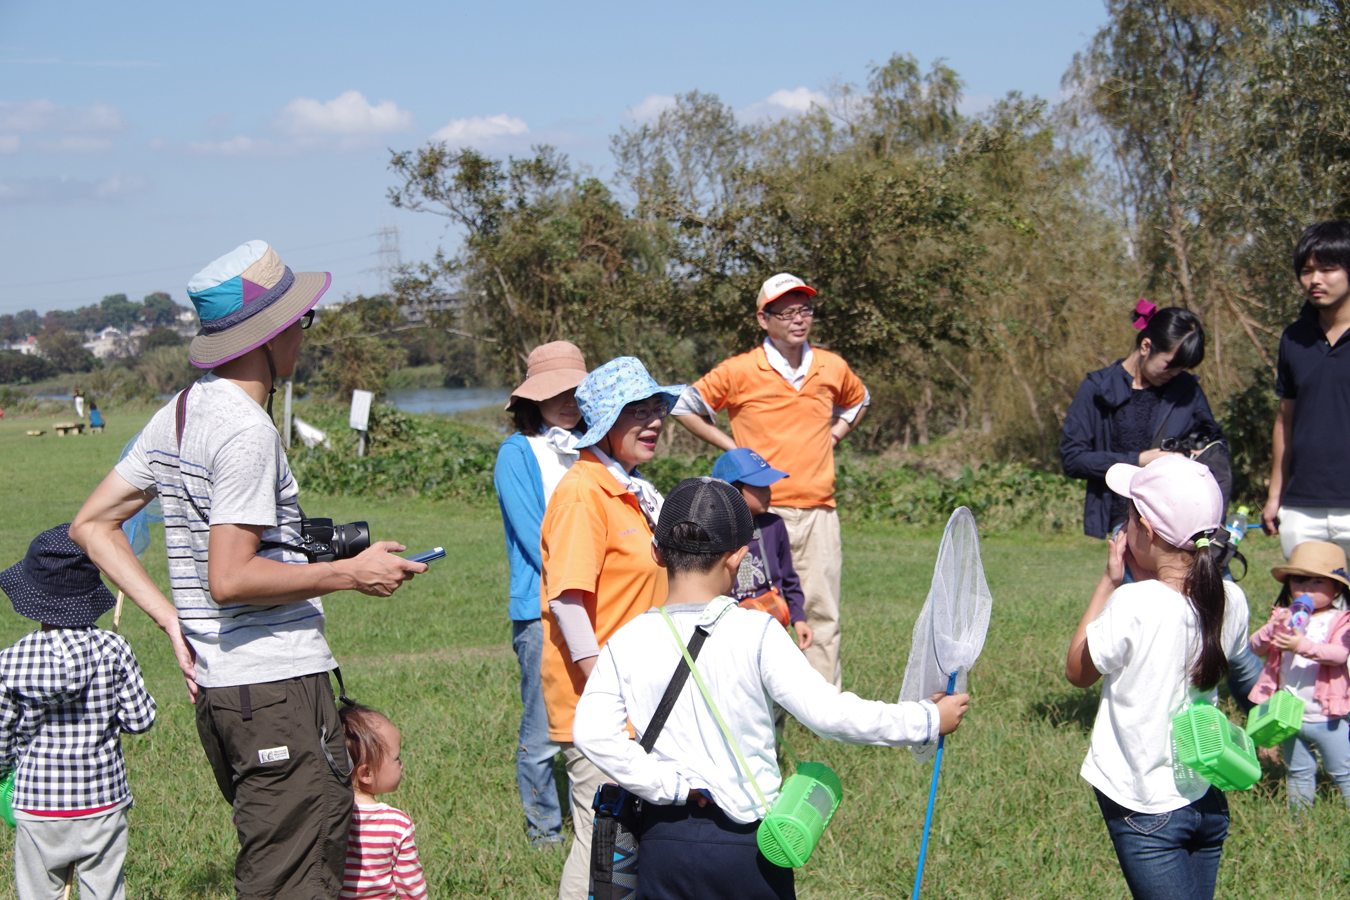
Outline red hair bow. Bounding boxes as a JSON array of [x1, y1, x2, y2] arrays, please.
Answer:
[[1132, 298, 1157, 330]]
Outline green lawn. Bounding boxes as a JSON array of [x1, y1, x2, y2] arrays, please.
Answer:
[[0, 410, 1346, 898]]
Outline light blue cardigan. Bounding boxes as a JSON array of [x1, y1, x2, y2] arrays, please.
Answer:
[[494, 432, 548, 622]]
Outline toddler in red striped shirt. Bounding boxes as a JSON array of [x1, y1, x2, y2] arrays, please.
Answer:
[[339, 704, 428, 900]]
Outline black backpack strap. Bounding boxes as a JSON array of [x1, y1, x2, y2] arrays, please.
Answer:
[[638, 626, 708, 753]]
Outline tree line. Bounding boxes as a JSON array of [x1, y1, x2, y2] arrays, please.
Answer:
[[332, 1, 1326, 505]]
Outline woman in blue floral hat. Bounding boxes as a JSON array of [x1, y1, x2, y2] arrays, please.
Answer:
[[534, 357, 684, 900]]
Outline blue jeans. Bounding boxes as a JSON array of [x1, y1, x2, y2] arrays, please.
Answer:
[[1094, 787, 1228, 900], [1281, 717, 1350, 808], [512, 618, 563, 843]]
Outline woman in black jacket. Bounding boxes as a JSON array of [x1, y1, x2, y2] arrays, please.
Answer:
[[1060, 305, 1263, 704], [1060, 305, 1221, 540]]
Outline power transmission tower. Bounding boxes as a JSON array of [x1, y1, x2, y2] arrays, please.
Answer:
[[373, 218, 402, 292]]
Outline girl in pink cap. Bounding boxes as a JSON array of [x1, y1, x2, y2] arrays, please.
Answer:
[[1064, 455, 1251, 900]]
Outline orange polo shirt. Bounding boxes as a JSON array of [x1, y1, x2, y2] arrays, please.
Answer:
[[539, 449, 666, 742], [692, 345, 867, 508]]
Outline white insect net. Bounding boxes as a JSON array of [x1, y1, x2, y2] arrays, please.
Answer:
[[899, 507, 993, 762]]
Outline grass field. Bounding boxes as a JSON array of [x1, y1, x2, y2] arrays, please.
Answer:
[[0, 409, 1347, 898]]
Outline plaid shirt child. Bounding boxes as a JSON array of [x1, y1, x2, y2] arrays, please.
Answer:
[[0, 628, 156, 811]]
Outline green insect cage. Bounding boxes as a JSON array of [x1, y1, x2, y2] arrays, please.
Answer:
[[1171, 701, 1261, 792], [757, 762, 843, 868], [1244, 689, 1305, 748]]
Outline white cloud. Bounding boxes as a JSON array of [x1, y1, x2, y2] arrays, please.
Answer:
[[625, 94, 677, 124], [0, 136, 17, 154], [0, 99, 127, 134], [430, 113, 529, 147], [276, 90, 415, 136], [738, 87, 828, 122], [0, 172, 148, 206]]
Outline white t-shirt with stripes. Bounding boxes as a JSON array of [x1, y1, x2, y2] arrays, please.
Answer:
[[115, 374, 335, 688]]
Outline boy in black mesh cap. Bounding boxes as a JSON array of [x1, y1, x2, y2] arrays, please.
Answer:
[[573, 477, 969, 899]]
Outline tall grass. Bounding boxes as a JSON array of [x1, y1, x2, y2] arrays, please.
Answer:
[[0, 411, 1345, 898]]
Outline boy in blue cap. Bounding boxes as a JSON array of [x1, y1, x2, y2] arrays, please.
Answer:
[[712, 449, 812, 650], [0, 525, 156, 900]]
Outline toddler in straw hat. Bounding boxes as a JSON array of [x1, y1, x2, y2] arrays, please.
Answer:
[[0, 525, 157, 900], [1247, 540, 1350, 808]]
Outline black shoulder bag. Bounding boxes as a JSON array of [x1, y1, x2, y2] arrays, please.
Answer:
[[588, 625, 709, 900]]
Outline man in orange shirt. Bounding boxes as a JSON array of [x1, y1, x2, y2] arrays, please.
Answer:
[[673, 273, 868, 688]]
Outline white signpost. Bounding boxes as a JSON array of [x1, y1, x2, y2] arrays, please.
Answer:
[[350, 389, 373, 457]]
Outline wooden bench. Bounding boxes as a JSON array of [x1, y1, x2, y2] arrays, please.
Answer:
[[53, 422, 85, 436]]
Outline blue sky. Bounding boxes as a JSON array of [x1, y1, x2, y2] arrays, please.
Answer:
[[0, 1, 1107, 318]]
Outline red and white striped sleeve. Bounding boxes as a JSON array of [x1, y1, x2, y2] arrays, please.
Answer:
[[392, 819, 428, 900]]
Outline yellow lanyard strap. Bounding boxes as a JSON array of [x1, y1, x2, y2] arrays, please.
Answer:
[[658, 606, 771, 816]]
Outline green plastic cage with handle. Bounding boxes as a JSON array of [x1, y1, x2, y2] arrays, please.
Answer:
[[1171, 700, 1260, 792], [1244, 688, 1305, 748], [0, 769, 15, 827], [757, 762, 843, 868]]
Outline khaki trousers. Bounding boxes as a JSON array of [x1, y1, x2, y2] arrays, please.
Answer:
[[558, 742, 610, 900], [770, 505, 843, 688]]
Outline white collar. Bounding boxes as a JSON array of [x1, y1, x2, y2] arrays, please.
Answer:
[[762, 338, 813, 386]]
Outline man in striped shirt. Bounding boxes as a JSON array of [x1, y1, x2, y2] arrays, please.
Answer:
[[72, 241, 426, 900]]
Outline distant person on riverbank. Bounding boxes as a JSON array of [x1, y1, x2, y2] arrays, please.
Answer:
[[1262, 220, 1350, 560], [538, 356, 683, 900], [72, 387, 84, 420], [70, 240, 426, 900], [0, 525, 157, 900], [673, 273, 868, 689], [88, 399, 104, 431], [493, 341, 588, 848]]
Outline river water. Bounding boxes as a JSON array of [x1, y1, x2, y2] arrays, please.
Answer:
[[34, 387, 511, 416], [384, 387, 510, 415]]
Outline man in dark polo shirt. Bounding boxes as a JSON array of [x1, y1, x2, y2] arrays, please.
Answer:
[[1262, 219, 1350, 558]]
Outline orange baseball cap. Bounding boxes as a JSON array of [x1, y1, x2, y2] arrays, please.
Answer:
[[756, 273, 817, 310]]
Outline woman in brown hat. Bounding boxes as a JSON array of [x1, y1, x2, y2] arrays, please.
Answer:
[[1247, 540, 1350, 808], [492, 341, 588, 846]]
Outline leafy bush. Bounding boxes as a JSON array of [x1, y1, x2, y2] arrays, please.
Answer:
[[0, 350, 58, 384], [86, 365, 158, 403], [835, 460, 1082, 531], [139, 344, 198, 395], [288, 402, 501, 502]]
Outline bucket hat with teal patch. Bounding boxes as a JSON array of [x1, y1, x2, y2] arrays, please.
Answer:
[[575, 357, 684, 449], [187, 240, 331, 368]]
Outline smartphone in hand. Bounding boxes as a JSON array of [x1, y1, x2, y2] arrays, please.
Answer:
[[406, 547, 445, 564]]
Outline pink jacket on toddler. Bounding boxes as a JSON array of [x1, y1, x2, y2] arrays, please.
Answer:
[[1247, 607, 1350, 718]]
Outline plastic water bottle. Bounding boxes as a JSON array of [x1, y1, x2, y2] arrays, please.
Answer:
[[1288, 594, 1314, 634], [1225, 506, 1250, 545]]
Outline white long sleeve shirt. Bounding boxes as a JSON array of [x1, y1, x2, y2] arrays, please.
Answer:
[[572, 597, 939, 824]]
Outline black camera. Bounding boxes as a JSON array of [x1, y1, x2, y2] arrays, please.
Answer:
[[1160, 424, 1223, 454], [296, 517, 371, 563]]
